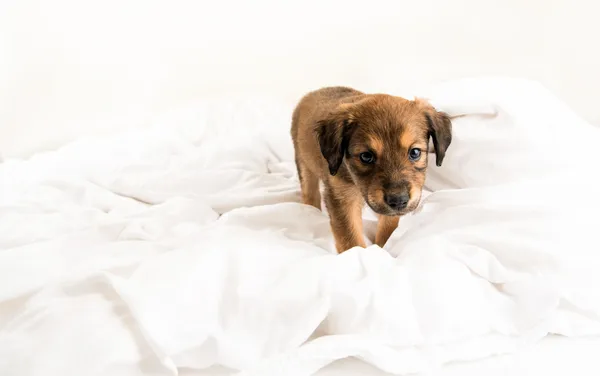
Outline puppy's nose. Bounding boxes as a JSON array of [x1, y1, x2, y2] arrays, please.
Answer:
[[385, 193, 409, 210]]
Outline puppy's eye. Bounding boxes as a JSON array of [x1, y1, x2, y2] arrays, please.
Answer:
[[359, 152, 375, 164], [408, 148, 421, 161]]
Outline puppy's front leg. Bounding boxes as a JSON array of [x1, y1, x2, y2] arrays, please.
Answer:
[[375, 215, 399, 248], [324, 185, 366, 253]]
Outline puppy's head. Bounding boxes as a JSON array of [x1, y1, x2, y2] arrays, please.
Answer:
[[315, 94, 451, 216]]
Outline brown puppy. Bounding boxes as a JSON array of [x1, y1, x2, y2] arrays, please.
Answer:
[[291, 87, 452, 253]]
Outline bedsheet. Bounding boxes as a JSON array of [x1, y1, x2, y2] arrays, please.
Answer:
[[184, 336, 600, 376], [1, 77, 600, 376]]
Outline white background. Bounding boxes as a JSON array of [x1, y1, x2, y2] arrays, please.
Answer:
[[1, 0, 599, 157]]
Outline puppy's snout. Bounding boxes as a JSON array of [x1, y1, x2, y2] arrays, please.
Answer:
[[384, 193, 409, 210]]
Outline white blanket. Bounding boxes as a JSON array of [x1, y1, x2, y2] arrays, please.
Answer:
[[1, 78, 600, 376]]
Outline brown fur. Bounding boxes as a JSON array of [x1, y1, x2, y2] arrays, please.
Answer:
[[291, 86, 452, 253], [375, 215, 400, 248]]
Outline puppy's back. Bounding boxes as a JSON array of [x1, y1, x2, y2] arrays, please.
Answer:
[[292, 86, 361, 126], [291, 86, 363, 142]]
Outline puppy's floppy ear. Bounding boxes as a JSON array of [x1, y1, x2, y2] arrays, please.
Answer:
[[314, 107, 355, 176], [426, 111, 452, 166], [418, 99, 452, 166]]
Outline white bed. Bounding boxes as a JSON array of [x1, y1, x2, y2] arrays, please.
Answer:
[[186, 336, 600, 376], [1, 77, 600, 376]]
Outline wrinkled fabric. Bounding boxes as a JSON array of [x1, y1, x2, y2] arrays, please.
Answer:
[[1, 78, 599, 376]]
